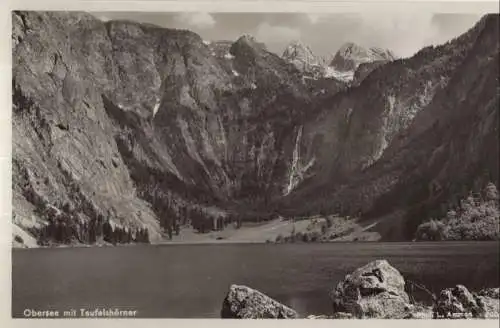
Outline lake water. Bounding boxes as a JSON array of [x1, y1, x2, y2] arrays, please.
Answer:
[[12, 242, 499, 318]]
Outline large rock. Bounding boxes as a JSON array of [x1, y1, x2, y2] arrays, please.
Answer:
[[330, 260, 410, 318], [221, 285, 298, 319], [433, 285, 499, 319]]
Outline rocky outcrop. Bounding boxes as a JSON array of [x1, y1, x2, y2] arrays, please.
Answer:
[[330, 260, 410, 318], [220, 284, 298, 319]]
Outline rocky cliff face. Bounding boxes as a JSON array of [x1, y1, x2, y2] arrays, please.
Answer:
[[12, 12, 162, 242], [12, 11, 499, 245]]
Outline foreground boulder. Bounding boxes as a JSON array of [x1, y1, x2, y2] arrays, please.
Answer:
[[221, 285, 299, 319], [330, 259, 410, 318], [433, 285, 499, 319]]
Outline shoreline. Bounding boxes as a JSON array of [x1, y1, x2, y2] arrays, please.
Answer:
[[11, 239, 500, 250], [12, 215, 500, 249]]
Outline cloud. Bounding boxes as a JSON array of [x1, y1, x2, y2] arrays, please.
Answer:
[[352, 12, 441, 57], [96, 15, 110, 22], [255, 22, 301, 45], [174, 12, 216, 28], [305, 13, 331, 25]]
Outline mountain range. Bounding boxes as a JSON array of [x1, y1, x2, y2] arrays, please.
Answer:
[[282, 40, 396, 83], [11, 11, 499, 246]]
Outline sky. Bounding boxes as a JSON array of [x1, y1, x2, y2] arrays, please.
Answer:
[[91, 12, 483, 58]]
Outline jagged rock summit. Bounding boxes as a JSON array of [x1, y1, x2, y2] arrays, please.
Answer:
[[323, 42, 396, 83], [280, 40, 396, 83], [282, 40, 322, 71], [330, 42, 396, 72]]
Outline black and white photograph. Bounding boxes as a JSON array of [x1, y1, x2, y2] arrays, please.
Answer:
[[8, 0, 500, 321]]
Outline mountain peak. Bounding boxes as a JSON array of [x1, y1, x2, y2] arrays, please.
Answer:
[[283, 40, 314, 56], [230, 34, 267, 57], [282, 40, 321, 72], [235, 34, 265, 48], [330, 42, 395, 72], [337, 42, 362, 54]]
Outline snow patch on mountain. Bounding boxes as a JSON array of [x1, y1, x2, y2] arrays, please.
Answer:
[[324, 67, 355, 82], [152, 99, 160, 117]]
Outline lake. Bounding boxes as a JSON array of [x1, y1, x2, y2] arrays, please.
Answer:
[[12, 242, 499, 318]]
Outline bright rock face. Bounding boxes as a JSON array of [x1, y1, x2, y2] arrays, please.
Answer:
[[330, 42, 396, 73], [282, 41, 326, 78], [330, 260, 411, 318], [221, 285, 299, 319]]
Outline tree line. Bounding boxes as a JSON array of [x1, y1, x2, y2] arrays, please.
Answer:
[[415, 182, 499, 241], [36, 203, 150, 246]]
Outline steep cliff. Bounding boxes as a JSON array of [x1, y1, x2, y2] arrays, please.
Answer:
[[12, 12, 163, 243]]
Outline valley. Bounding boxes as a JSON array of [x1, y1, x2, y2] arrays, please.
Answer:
[[11, 11, 499, 247]]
